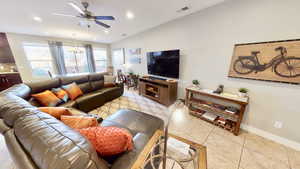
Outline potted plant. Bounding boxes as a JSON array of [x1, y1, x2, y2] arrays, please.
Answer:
[[192, 80, 200, 88], [238, 88, 248, 97]]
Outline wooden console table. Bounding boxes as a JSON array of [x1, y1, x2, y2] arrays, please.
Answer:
[[185, 87, 249, 135]]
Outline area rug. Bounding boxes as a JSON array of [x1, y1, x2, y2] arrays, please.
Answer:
[[89, 89, 169, 121]]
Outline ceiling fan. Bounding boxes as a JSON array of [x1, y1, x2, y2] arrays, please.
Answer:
[[53, 1, 115, 28]]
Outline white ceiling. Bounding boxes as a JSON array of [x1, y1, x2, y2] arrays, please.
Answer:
[[0, 0, 226, 43]]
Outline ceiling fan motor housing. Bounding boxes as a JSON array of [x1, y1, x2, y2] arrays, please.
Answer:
[[82, 2, 89, 9]]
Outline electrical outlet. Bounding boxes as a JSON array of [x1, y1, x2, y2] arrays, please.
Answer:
[[274, 121, 283, 129]]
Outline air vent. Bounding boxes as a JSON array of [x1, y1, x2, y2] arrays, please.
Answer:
[[177, 6, 190, 13]]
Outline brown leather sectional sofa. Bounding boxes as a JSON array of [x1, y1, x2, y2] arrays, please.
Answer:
[[0, 73, 164, 169]]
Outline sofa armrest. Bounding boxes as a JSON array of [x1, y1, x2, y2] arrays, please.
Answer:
[[0, 119, 10, 134], [116, 83, 124, 88]]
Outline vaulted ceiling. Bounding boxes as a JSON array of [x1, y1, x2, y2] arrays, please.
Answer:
[[0, 0, 226, 43]]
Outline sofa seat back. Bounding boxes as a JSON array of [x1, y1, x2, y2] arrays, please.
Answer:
[[0, 83, 109, 169]]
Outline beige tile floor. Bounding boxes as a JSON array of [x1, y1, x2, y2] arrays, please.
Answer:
[[1, 89, 299, 169]]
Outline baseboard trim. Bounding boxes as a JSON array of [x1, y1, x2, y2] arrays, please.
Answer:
[[241, 124, 300, 151]]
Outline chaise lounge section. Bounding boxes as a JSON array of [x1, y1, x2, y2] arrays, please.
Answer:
[[0, 72, 164, 169]]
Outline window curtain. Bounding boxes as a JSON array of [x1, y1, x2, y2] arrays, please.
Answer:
[[85, 44, 96, 72], [48, 41, 66, 75]]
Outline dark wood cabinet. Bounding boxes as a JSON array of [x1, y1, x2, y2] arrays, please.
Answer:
[[138, 77, 177, 106], [0, 73, 22, 91]]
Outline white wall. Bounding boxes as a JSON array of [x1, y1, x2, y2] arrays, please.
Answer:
[[6, 33, 109, 83], [111, 0, 300, 145]]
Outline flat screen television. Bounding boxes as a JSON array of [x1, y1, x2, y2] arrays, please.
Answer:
[[147, 49, 180, 78]]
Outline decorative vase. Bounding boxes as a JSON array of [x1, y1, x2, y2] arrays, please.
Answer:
[[238, 92, 247, 97]]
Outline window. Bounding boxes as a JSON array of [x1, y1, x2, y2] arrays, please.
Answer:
[[63, 46, 89, 74], [93, 48, 107, 72], [23, 43, 54, 77], [112, 48, 125, 74]]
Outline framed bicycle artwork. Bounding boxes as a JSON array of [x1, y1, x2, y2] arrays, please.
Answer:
[[228, 39, 300, 84]]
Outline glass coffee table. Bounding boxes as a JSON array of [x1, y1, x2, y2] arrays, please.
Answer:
[[131, 130, 207, 169]]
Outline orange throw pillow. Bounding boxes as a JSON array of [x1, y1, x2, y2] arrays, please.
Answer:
[[61, 115, 98, 129], [38, 107, 72, 119], [52, 88, 69, 102], [62, 82, 83, 100], [78, 126, 133, 156], [32, 90, 62, 107]]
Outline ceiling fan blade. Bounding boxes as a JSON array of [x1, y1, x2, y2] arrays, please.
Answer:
[[95, 20, 111, 28], [94, 16, 115, 20], [52, 13, 78, 18], [68, 2, 85, 15]]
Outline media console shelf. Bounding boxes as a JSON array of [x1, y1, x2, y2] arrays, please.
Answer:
[[185, 87, 249, 135], [139, 77, 178, 106]]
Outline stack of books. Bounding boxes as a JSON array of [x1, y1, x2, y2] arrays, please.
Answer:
[[202, 112, 218, 121], [225, 107, 239, 115]]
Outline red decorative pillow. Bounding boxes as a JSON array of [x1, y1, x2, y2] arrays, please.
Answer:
[[61, 115, 98, 129], [52, 87, 69, 102], [78, 126, 133, 156], [62, 82, 83, 100], [38, 107, 72, 119], [32, 90, 62, 106]]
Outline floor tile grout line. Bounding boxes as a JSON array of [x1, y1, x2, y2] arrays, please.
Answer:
[[203, 126, 215, 144], [237, 134, 246, 169], [284, 146, 293, 169]]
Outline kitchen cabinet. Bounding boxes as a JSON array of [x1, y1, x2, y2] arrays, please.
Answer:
[[0, 73, 22, 91]]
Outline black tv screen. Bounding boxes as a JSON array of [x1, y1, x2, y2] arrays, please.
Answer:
[[147, 49, 180, 78]]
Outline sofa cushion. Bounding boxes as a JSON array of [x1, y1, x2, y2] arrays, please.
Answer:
[[26, 79, 60, 94], [75, 91, 106, 112], [60, 75, 93, 93], [89, 73, 105, 91], [97, 87, 123, 102], [58, 100, 77, 108], [101, 109, 164, 138], [14, 109, 109, 169]]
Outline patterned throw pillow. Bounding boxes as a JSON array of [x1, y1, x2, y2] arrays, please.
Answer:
[[104, 75, 116, 84], [38, 107, 72, 119], [52, 87, 69, 102], [62, 82, 83, 100], [32, 90, 62, 107], [61, 115, 98, 129], [78, 126, 133, 156]]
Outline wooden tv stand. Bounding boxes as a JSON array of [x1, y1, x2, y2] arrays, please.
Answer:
[[138, 77, 178, 106]]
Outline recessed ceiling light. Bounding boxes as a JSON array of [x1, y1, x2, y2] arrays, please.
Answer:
[[33, 16, 42, 22], [104, 30, 109, 34], [126, 11, 135, 19]]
